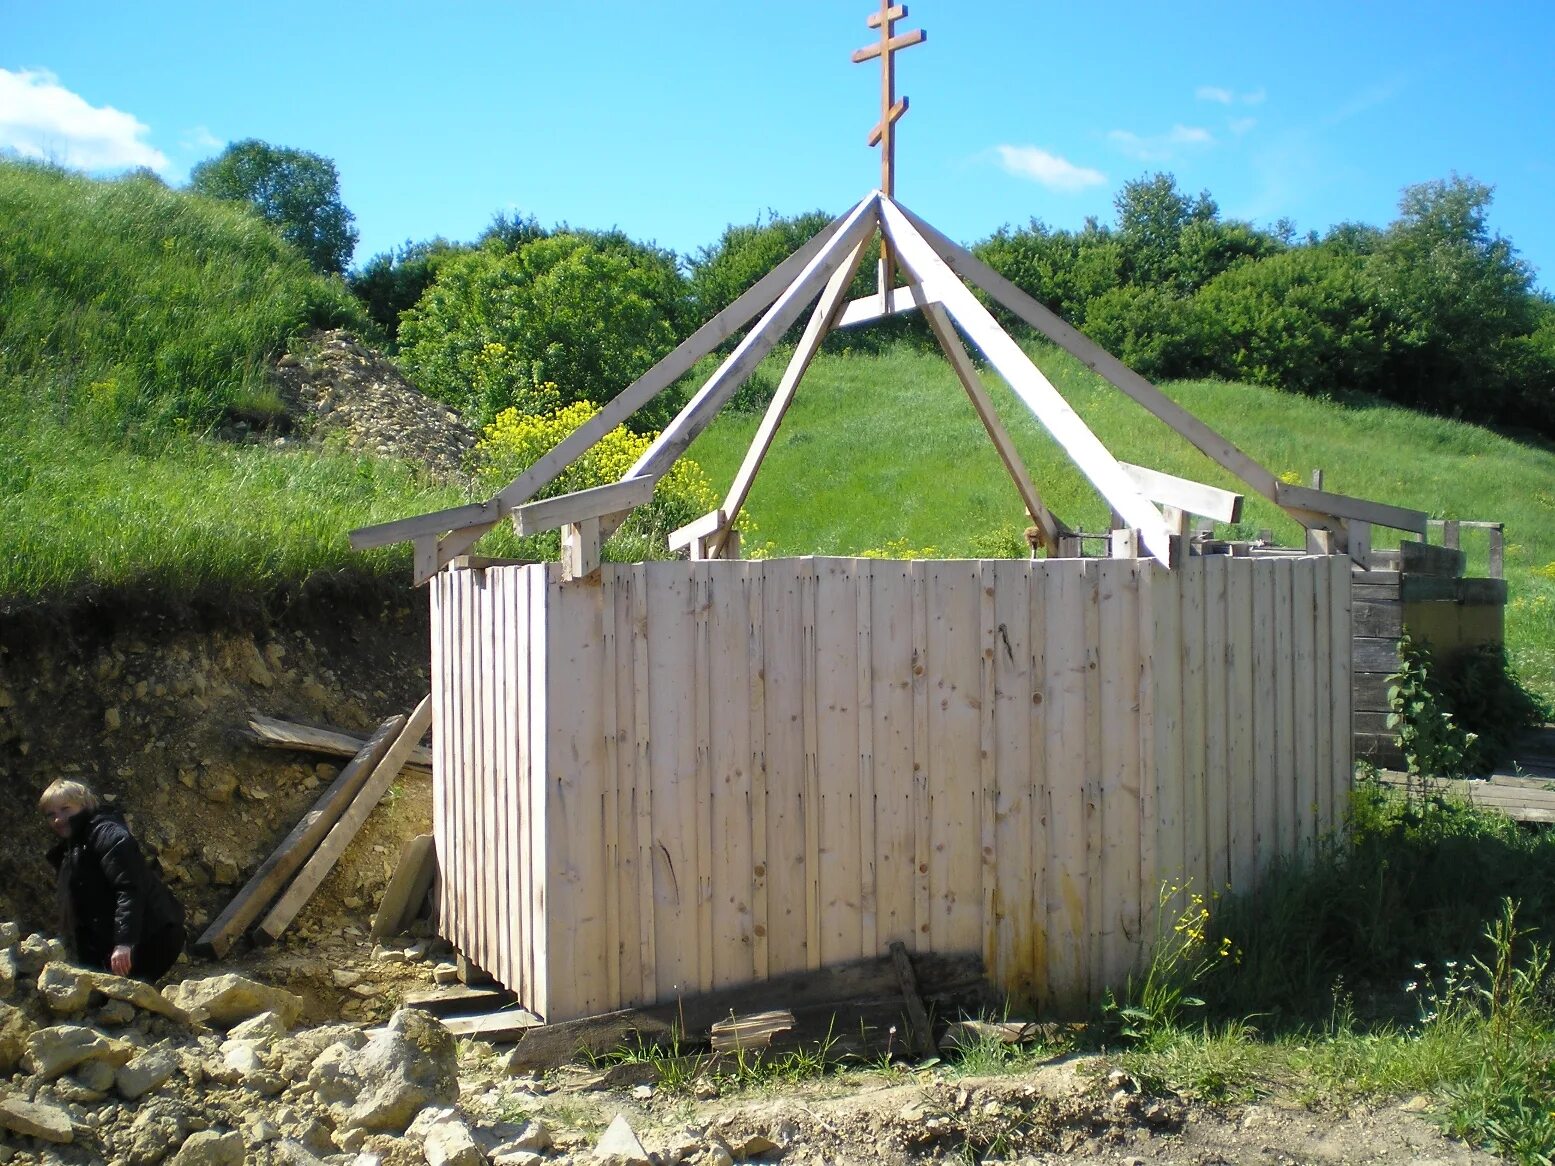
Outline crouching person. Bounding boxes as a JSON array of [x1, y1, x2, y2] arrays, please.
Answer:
[[40, 779, 187, 982]]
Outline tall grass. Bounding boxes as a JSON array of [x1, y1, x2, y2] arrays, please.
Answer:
[[687, 341, 1555, 700], [0, 159, 364, 437]]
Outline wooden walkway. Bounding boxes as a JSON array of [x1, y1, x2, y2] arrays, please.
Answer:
[[1373, 727, 1555, 824]]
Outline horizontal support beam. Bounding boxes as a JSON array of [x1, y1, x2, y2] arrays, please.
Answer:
[[866, 97, 908, 147], [1273, 482, 1427, 536], [510, 477, 655, 536], [350, 501, 499, 551], [668, 509, 728, 552], [851, 28, 925, 62], [834, 289, 927, 329], [1119, 462, 1243, 524], [866, 4, 907, 28]]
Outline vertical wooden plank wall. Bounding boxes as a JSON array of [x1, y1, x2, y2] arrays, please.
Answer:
[[433, 555, 1352, 1022]]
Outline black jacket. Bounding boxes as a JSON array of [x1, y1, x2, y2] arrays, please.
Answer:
[[46, 807, 184, 966]]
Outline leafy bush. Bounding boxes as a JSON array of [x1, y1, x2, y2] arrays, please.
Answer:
[[475, 400, 718, 556], [1434, 643, 1553, 774], [1388, 635, 1479, 777], [397, 234, 685, 427], [972, 219, 1123, 325], [349, 238, 463, 345], [1194, 247, 1390, 395], [1082, 285, 1205, 380]]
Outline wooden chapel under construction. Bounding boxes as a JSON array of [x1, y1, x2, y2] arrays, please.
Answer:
[[352, 6, 1433, 1021]]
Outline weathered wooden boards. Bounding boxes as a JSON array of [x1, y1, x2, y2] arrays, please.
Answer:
[[247, 715, 433, 776], [433, 555, 1351, 1022]]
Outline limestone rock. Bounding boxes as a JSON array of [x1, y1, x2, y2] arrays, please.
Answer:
[[0, 1001, 31, 1074], [594, 1114, 651, 1166], [315, 1007, 459, 1134], [92, 970, 194, 1021], [24, 1023, 133, 1079], [493, 1120, 551, 1154], [228, 1009, 288, 1045], [16, 934, 55, 977], [0, 922, 19, 947], [422, 1116, 487, 1166], [168, 1129, 245, 1166], [164, 973, 304, 1028], [0, 1094, 75, 1143], [97, 997, 139, 1027], [0, 946, 17, 997], [37, 961, 95, 1013], [492, 1152, 544, 1166], [118, 1048, 179, 1101], [75, 1056, 119, 1092]]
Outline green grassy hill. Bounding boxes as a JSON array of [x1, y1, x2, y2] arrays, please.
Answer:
[[686, 342, 1555, 699]]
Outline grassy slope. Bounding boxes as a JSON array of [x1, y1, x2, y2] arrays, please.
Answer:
[[687, 342, 1555, 699]]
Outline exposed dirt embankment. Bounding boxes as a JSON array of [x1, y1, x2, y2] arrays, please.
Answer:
[[0, 578, 432, 949]]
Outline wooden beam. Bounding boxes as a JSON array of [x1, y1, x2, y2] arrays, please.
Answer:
[[351, 502, 500, 552], [510, 477, 655, 536], [386, 200, 863, 575], [851, 28, 925, 62], [715, 234, 874, 550], [253, 696, 434, 946], [866, 97, 908, 146], [834, 289, 927, 329], [628, 196, 881, 485], [195, 715, 405, 958], [922, 300, 1067, 554], [561, 517, 602, 581], [1273, 482, 1427, 536], [370, 834, 437, 941], [891, 200, 1288, 504], [668, 509, 729, 553], [1118, 462, 1243, 524], [247, 714, 433, 773], [866, 4, 906, 27], [878, 198, 1174, 566]]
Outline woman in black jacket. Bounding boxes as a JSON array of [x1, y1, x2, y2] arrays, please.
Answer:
[[40, 780, 186, 982]]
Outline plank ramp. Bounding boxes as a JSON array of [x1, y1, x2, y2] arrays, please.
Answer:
[[1371, 769, 1555, 824]]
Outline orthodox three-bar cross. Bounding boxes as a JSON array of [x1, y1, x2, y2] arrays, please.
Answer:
[[853, 2, 924, 297]]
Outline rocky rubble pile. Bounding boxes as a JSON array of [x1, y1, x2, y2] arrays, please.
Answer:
[[0, 921, 807, 1166], [259, 330, 477, 482]]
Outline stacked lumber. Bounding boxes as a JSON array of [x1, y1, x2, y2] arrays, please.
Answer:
[[195, 697, 432, 958]]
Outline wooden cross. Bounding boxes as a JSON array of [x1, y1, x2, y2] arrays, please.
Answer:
[[853, 3, 924, 297]]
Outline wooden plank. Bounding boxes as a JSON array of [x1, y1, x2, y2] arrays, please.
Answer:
[[1120, 462, 1243, 524], [1250, 561, 1278, 877], [710, 1010, 797, 1053], [371, 834, 437, 941], [1226, 560, 1257, 896], [1354, 637, 1403, 673], [892, 199, 1283, 503], [350, 501, 499, 552], [800, 560, 823, 970], [1081, 558, 1103, 1005], [1328, 557, 1354, 835], [926, 562, 982, 957], [488, 569, 510, 991], [1148, 561, 1186, 929], [441, 1008, 545, 1041], [246, 715, 433, 773], [629, 199, 881, 483], [851, 27, 925, 61], [743, 562, 770, 983], [1272, 561, 1297, 857], [196, 714, 405, 958], [599, 568, 622, 1006], [403, 983, 515, 1016], [1177, 558, 1208, 908], [708, 563, 757, 989], [691, 566, 716, 994], [909, 560, 932, 952], [889, 940, 936, 1058], [762, 560, 809, 976], [815, 559, 864, 967], [1133, 564, 1158, 988], [527, 566, 551, 1016], [977, 563, 1000, 990], [1202, 557, 1231, 897], [1096, 559, 1144, 992], [1027, 561, 1053, 1010], [1273, 483, 1428, 538], [870, 563, 916, 953], [987, 561, 1033, 1002], [1043, 561, 1090, 1011], [430, 574, 450, 948], [1353, 671, 1393, 712], [855, 560, 878, 958], [254, 699, 432, 945], [1292, 560, 1318, 851], [668, 509, 727, 553], [511, 478, 653, 537], [717, 238, 873, 549], [834, 289, 925, 329], [879, 202, 1173, 566], [628, 565, 655, 1006], [922, 302, 1066, 553]]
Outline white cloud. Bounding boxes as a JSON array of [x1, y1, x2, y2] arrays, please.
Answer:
[[992, 145, 1106, 193], [1108, 124, 1215, 162], [1240, 87, 1268, 106], [1229, 117, 1258, 136], [0, 68, 168, 172], [1196, 85, 1234, 105], [180, 125, 223, 154]]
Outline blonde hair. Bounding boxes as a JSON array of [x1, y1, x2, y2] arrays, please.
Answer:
[[39, 779, 99, 813]]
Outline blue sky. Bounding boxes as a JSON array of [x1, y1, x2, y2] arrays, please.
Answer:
[[4, 1, 1552, 291]]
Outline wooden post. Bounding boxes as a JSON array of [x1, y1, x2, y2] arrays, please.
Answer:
[[1442, 519, 1461, 550], [1349, 520, 1372, 570], [1109, 529, 1140, 559], [1489, 524, 1505, 579], [561, 518, 601, 581]]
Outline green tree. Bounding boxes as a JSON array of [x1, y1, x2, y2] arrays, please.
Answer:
[[1368, 175, 1536, 418], [1113, 172, 1218, 289], [974, 218, 1123, 325], [349, 238, 463, 345], [396, 233, 683, 425], [189, 139, 358, 274]]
